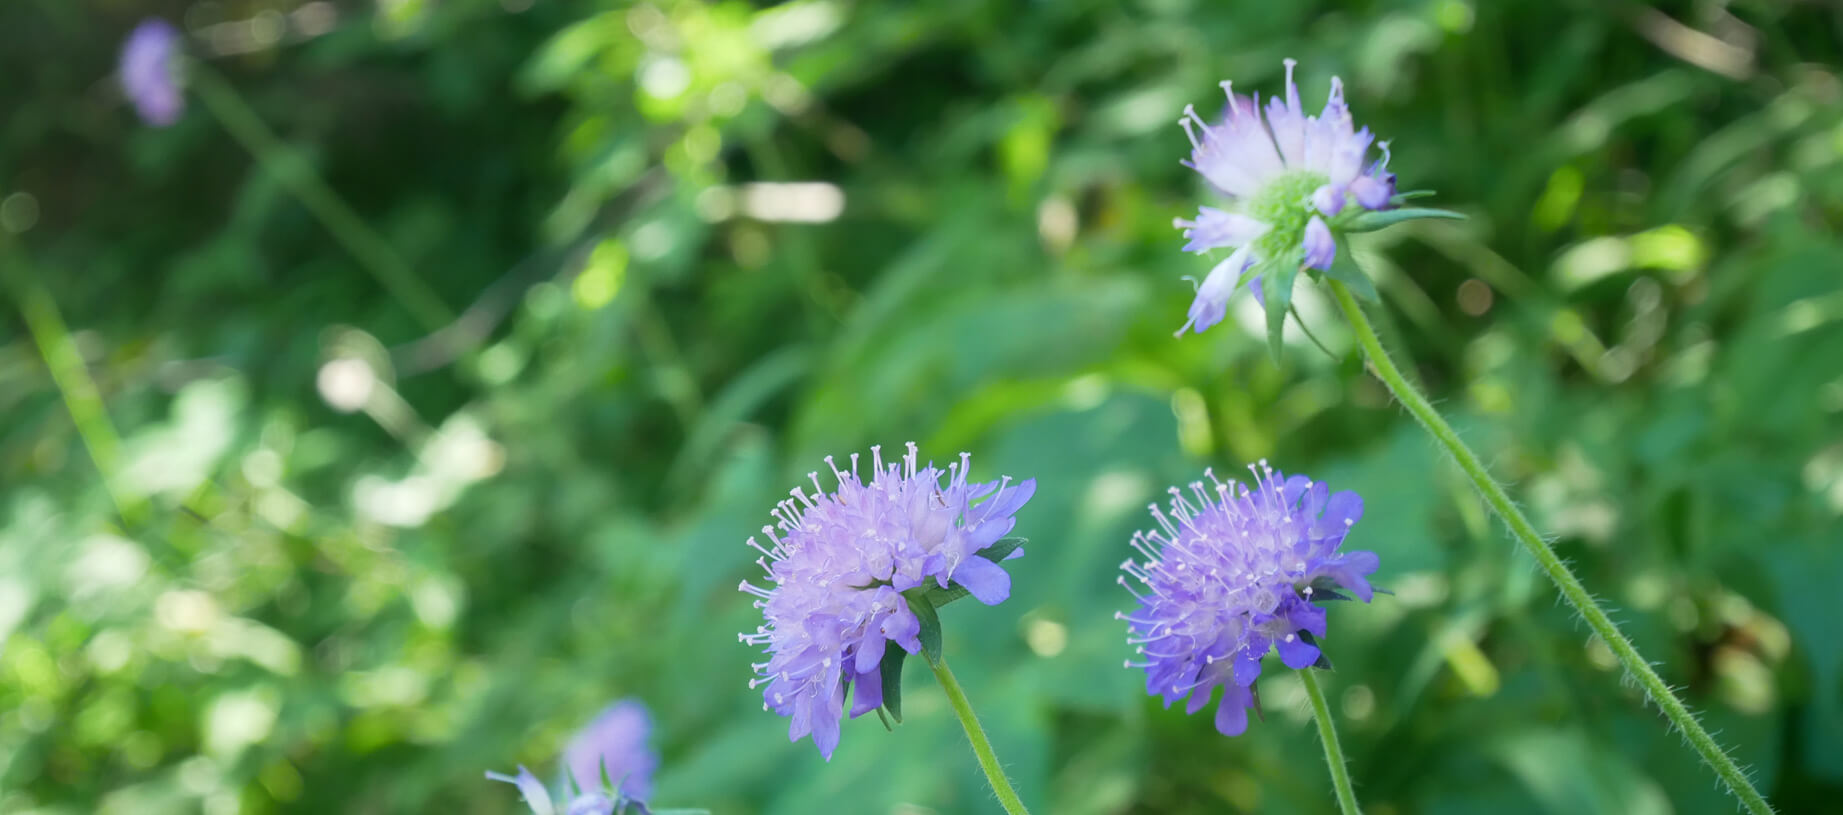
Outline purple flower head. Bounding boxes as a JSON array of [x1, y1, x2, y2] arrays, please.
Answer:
[[739, 443, 1036, 759], [487, 766, 629, 815], [1118, 461, 1378, 737], [120, 19, 185, 127], [1171, 60, 1398, 335], [564, 700, 658, 802], [487, 700, 658, 815]]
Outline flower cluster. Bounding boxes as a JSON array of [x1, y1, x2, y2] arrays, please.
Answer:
[[120, 19, 185, 127], [1118, 462, 1377, 736], [1172, 60, 1397, 336], [739, 443, 1035, 759], [488, 698, 658, 815]]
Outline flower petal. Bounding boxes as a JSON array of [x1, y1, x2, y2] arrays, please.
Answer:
[[1277, 635, 1321, 669], [487, 766, 557, 815], [1313, 183, 1346, 216], [1232, 642, 1265, 687], [849, 667, 883, 718], [1351, 175, 1391, 211], [1176, 245, 1254, 337], [1185, 683, 1216, 715], [978, 477, 1037, 521], [950, 555, 1012, 605], [1175, 207, 1270, 254], [853, 632, 887, 674], [1312, 490, 1365, 539], [1214, 684, 1253, 736], [1303, 215, 1336, 270]]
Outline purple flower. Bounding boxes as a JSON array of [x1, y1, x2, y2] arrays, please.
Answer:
[[564, 700, 658, 802], [487, 766, 559, 814], [1118, 461, 1377, 736], [739, 443, 1035, 759], [487, 766, 628, 815], [488, 700, 658, 815], [1171, 60, 1397, 335], [120, 19, 185, 127]]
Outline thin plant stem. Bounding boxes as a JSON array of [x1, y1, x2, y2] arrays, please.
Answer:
[[1299, 668, 1361, 815], [1, 246, 142, 524], [1326, 279, 1775, 815], [927, 657, 1032, 815], [188, 63, 454, 332]]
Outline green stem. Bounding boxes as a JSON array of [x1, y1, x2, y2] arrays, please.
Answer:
[[927, 657, 1031, 815], [1299, 669, 1361, 815], [188, 63, 454, 332], [1327, 280, 1774, 815], [0, 246, 142, 524]]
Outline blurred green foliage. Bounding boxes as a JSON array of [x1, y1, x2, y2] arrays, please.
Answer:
[[4, 0, 1843, 813]]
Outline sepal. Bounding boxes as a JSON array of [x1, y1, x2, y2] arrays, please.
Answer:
[[1342, 207, 1465, 233], [876, 647, 908, 723]]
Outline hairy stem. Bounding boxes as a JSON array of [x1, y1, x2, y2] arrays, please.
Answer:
[[1300, 668, 1362, 815], [928, 657, 1032, 815], [1327, 279, 1774, 815]]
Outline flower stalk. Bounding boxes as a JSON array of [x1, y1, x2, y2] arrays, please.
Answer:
[[927, 657, 1032, 815], [187, 63, 455, 333], [1299, 668, 1361, 815], [1325, 278, 1774, 815]]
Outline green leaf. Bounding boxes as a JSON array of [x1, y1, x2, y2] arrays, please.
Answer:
[[920, 537, 1027, 609], [1261, 258, 1300, 363], [920, 582, 969, 608], [1323, 253, 1381, 304], [1389, 189, 1438, 203], [978, 536, 1026, 564], [904, 589, 944, 666], [1342, 207, 1467, 233], [877, 646, 908, 723]]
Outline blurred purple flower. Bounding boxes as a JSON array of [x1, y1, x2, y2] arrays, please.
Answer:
[[739, 443, 1035, 759], [486, 765, 633, 815], [119, 19, 185, 127], [1118, 461, 1377, 736], [487, 699, 658, 815], [564, 700, 658, 801], [1171, 60, 1397, 336], [487, 766, 569, 815]]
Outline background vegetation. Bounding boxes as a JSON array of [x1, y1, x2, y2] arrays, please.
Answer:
[[4, 0, 1842, 812]]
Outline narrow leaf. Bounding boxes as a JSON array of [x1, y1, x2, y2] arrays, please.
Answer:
[[978, 536, 1026, 564], [905, 589, 944, 666], [921, 582, 971, 608], [1389, 189, 1437, 203], [1343, 207, 1466, 233], [877, 646, 908, 723], [1262, 259, 1300, 363]]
